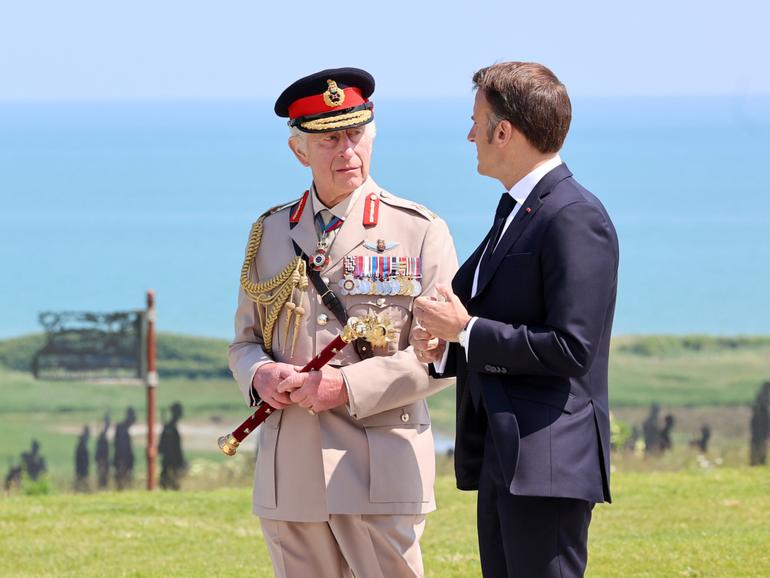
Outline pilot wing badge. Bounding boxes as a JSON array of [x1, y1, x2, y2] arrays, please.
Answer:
[[364, 239, 399, 253]]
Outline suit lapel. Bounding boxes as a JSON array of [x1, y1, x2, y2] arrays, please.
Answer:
[[473, 164, 573, 298], [453, 231, 491, 303]]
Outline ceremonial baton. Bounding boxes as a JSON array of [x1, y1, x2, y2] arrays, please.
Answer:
[[218, 314, 396, 456]]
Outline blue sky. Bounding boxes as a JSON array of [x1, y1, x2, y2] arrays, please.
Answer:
[[1, 0, 768, 100]]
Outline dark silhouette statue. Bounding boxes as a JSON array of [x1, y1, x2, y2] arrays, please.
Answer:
[[689, 425, 712, 453], [659, 414, 675, 452], [95, 414, 111, 489], [4, 462, 22, 492], [159, 402, 187, 490], [21, 440, 47, 481], [74, 425, 90, 491], [750, 382, 770, 466], [642, 403, 662, 454], [114, 407, 136, 490], [624, 425, 641, 451]]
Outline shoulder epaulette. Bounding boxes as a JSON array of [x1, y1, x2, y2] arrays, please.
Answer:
[[379, 190, 437, 221], [256, 197, 301, 222]]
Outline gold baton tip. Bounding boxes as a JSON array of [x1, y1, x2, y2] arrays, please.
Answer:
[[218, 434, 240, 457]]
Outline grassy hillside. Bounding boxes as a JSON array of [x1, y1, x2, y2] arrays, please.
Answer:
[[609, 335, 770, 406], [2, 469, 769, 578], [0, 333, 230, 379], [2, 333, 770, 408]]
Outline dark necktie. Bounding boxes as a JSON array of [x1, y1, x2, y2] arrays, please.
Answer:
[[479, 193, 516, 275], [469, 194, 516, 410]]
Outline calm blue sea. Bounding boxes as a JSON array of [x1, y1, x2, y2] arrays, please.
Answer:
[[1, 97, 769, 339]]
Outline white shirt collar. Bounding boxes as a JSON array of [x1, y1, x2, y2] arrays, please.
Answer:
[[507, 154, 562, 204], [310, 178, 369, 221]]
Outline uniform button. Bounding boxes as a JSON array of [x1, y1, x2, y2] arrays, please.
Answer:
[[400, 412, 410, 423], [317, 313, 328, 326], [376, 297, 386, 307], [322, 276, 330, 285], [500, 367, 508, 374], [484, 364, 494, 372]]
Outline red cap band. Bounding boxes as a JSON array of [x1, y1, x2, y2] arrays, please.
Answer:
[[288, 87, 367, 120]]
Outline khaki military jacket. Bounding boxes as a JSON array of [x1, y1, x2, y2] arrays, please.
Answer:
[[228, 178, 458, 522]]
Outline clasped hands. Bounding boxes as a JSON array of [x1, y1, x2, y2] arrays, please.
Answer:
[[412, 284, 471, 364], [253, 363, 348, 413]]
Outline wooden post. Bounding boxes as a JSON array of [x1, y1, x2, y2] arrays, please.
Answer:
[[146, 290, 158, 491]]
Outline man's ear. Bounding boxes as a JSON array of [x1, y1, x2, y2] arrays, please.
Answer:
[[495, 119, 515, 148], [288, 137, 311, 167]]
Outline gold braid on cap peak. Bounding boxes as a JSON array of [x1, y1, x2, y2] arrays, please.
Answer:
[[240, 215, 308, 356], [299, 109, 373, 132]]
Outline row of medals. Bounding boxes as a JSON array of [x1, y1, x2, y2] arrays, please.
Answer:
[[311, 222, 421, 297], [338, 274, 422, 297]]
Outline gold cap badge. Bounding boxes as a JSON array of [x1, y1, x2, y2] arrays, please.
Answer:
[[323, 79, 346, 108]]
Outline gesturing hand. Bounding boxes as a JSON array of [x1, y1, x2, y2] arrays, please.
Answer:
[[414, 284, 471, 343], [277, 365, 349, 414], [410, 325, 446, 364], [252, 362, 297, 409]]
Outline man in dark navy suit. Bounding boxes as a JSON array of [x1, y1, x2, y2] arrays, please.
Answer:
[[413, 62, 619, 578]]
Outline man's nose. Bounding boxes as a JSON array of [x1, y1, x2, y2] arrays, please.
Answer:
[[339, 135, 356, 156], [467, 126, 476, 143]]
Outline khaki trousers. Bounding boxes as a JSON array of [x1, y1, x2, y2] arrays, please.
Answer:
[[260, 514, 426, 578]]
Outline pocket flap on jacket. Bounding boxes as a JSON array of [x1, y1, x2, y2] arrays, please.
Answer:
[[504, 384, 583, 414], [357, 402, 430, 427]]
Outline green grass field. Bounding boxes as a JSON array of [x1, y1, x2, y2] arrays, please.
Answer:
[[2, 469, 769, 578]]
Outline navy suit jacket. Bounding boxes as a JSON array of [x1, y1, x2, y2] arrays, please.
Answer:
[[447, 164, 618, 504]]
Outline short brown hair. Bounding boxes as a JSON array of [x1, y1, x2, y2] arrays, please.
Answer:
[[472, 62, 571, 153]]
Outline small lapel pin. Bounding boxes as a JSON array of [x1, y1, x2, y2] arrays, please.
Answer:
[[525, 207, 532, 214]]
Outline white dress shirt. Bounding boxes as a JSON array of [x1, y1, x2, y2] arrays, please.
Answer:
[[434, 155, 562, 373]]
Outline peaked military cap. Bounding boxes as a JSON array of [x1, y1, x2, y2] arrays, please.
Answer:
[[274, 67, 375, 133]]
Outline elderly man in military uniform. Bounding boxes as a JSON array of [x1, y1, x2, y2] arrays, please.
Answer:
[[228, 68, 457, 578]]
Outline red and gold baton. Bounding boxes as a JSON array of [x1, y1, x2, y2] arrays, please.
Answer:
[[218, 314, 395, 456]]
